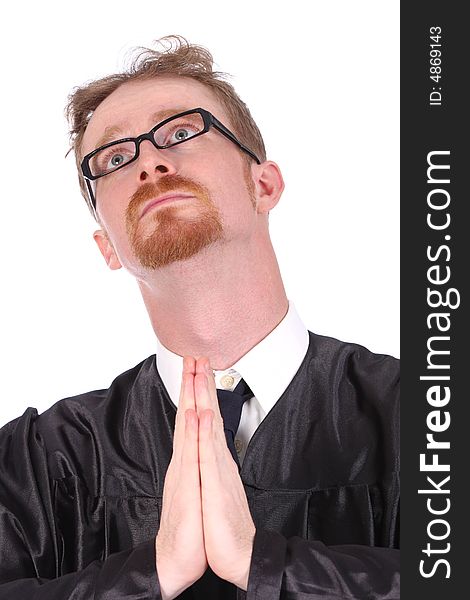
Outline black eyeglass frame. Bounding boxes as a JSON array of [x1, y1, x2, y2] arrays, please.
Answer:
[[80, 107, 262, 212]]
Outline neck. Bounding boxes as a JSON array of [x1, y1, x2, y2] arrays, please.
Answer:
[[137, 233, 288, 370]]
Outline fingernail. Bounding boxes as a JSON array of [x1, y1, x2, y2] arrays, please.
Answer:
[[204, 362, 212, 375]]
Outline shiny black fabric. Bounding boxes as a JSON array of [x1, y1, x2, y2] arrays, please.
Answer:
[[0, 332, 400, 599]]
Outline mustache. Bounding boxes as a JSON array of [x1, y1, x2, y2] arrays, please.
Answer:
[[127, 175, 210, 217]]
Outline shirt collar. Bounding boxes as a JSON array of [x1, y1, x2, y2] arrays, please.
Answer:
[[155, 300, 310, 416]]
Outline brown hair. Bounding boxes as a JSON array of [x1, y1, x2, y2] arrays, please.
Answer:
[[65, 35, 267, 215]]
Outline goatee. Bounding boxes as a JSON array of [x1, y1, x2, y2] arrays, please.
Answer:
[[125, 175, 223, 269]]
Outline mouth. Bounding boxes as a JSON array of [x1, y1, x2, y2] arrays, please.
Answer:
[[140, 193, 195, 218]]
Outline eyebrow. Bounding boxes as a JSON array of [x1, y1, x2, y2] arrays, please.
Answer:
[[94, 106, 191, 150]]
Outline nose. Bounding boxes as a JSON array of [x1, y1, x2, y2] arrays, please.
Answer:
[[136, 138, 178, 182]]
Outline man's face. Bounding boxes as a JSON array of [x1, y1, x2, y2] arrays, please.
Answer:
[[81, 77, 258, 275]]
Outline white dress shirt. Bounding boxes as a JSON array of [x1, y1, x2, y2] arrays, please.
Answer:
[[155, 301, 309, 464]]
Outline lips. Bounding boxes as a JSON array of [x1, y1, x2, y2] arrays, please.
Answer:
[[140, 193, 195, 218]]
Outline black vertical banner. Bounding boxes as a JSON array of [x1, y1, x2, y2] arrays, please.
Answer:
[[401, 2, 467, 599]]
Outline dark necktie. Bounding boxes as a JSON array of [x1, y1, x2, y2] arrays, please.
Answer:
[[216, 378, 253, 469]]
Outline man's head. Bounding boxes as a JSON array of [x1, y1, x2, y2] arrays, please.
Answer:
[[66, 36, 283, 275]]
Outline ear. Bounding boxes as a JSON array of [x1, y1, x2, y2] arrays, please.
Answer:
[[93, 229, 122, 270], [252, 161, 285, 214]]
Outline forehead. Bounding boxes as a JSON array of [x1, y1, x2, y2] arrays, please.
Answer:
[[81, 76, 226, 155]]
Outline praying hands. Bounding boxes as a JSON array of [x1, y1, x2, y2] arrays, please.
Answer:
[[155, 356, 256, 600]]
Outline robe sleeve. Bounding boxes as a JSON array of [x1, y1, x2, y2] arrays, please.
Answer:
[[246, 529, 399, 600], [0, 408, 162, 599]]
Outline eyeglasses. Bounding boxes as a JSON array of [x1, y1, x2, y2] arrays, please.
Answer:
[[80, 107, 261, 211]]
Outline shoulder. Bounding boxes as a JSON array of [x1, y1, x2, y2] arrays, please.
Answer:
[[304, 332, 400, 475], [307, 330, 399, 386], [303, 331, 399, 428], [0, 355, 162, 498]]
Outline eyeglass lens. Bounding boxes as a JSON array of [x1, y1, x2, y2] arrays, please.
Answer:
[[89, 112, 205, 177]]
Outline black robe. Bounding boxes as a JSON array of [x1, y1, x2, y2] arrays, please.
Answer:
[[0, 332, 400, 599]]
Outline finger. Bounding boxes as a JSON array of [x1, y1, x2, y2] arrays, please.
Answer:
[[195, 372, 231, 473], [179, 356, 196, 411], [173, 357, 196, 457], [198, 408, 217, 471], [199, 358, 219, 408], [183, 355, 196, 375], [194, 358, 221, 420], [194, 372, 221, 424], [195, 357, 212, 375], [198, 408, 231, 496], [181, 408, 201, 488]]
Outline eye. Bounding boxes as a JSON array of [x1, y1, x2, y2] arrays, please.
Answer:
[[104, 148, 134, 170], [92, 144, 135, 175], [169, 125, 199, 144], [109, 153, 126, 168], [154, 113, 204, 148], [173, 127, 192, 142], [156, 117, 203, 148]]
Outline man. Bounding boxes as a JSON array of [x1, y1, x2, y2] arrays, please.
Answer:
[[0, 36, 399, 599]]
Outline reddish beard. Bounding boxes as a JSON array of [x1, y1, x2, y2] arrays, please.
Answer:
[[125, 175, 223, 269]]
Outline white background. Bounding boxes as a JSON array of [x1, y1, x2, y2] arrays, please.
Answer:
[[0, 0, 399, 427]]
